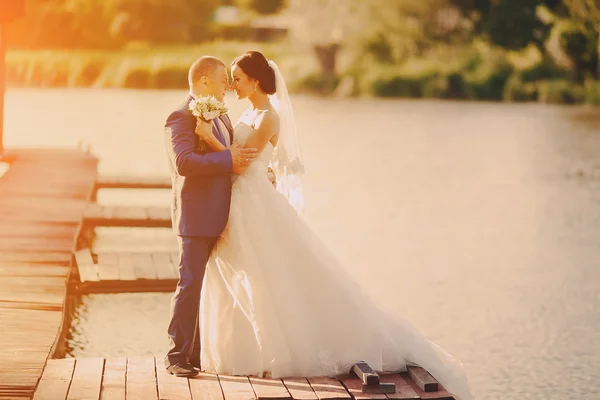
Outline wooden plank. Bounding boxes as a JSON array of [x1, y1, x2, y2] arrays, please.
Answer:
[[0, 251, 71, 264], [85, 205, 170, 227], [219, 375, 257, 400], [84, 203, 103, 220], [407, 367, 438, 393], [0, 224, 75, 238], [352, 362, 380, 386], [101, 204, 116, 220], [401, 372, 453, 400], [131, 253, 156, 280], [154, 357, 192, 400], [76, 280, 177, 294], [97, 252, 120, 281], [282, 379, 318, 400], [66, 357, 105, 400], [75, 249, 99, 282], [360, 385, 395, 395], [152, 252, 177, 280], [307, 378, 351, 400], [147, 206, 172, 221], [101, 357, 126, 400], [340, 375, 387, 400], [249, 377, 291, 400], [117, 252, 136, 281], [379, 374, 419, 400], [0, 238, 74, 253], [126, 356, 158, 400], [114, 205, 148, 222], [95, 175, 171, 190], [33, 358, 76, 400], [189, 372, 224, 400], [0, 265, 69, 277]]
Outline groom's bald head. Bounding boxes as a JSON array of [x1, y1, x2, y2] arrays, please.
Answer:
[[188, 56, 226, 87], [188, 56, 229, 101]]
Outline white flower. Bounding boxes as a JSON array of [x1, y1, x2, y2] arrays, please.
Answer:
[[188, 95, 228, 123]]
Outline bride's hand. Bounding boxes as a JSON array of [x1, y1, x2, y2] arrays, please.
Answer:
[[195, 120, 213, 141]]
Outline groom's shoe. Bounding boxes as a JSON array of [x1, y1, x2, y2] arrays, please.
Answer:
[[166, 362, 199, 377], [189, 358, 201, 371]]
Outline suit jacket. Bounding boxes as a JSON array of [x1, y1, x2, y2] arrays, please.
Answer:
[[164, 94, 234, 237]]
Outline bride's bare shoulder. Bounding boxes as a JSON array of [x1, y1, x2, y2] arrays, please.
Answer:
[[257, 109, 279, 128]]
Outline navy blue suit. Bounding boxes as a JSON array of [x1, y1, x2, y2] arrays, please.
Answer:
[[164, 94, 234, 367]]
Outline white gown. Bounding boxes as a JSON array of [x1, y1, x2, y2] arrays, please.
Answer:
[[199, 123, 474, 400]]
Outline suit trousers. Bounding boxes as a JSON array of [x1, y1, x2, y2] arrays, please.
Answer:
[[165, 235, 218, 366]]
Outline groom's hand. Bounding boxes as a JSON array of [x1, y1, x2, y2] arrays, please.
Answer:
[[231, 143, 259, 174]]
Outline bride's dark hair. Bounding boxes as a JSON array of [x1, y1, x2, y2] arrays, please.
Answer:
[[232, 51, 276, 95]]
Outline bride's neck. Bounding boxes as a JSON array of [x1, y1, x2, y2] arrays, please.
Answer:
[[248, 92, 270, 111]]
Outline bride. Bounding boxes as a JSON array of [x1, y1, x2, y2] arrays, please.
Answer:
[[193, 51, 474, 400]]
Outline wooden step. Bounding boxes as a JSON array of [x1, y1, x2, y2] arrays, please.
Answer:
[[95, 174, 171, 190], [74, 248, 179, 293], [84, 204, 171, 228]]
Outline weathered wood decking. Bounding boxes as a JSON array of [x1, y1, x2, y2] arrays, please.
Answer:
[[73, 248, 178, 293], [34, 357, 454, 400], [84, 204, 171, 228], [1, 163, 456, 400], [0, 149, 98, 399], [94, 174, 171, 191]]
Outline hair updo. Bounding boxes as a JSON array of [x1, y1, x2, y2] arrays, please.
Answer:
[[232, 51, 276, 95]]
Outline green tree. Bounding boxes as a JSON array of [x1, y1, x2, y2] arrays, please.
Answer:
[[109, 0, 219, 43], [564, 0, 600, 78], [6, 0, 116, 48], [450, 0, 551, 50], [288, 0, 457, 90]]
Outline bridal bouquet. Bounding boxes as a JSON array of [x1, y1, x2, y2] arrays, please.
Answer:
[[188, 95, 228, 152]]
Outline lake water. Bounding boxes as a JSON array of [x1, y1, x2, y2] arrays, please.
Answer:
[[5, 89, 600, 400]]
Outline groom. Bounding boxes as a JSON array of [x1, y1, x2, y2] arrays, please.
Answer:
[[163, 56, 259, 377]]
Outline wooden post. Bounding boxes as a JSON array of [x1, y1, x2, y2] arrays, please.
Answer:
[[0, 0, 26, 157], [0, 23, 5, 155]]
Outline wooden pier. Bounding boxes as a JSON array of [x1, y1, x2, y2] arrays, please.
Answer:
[[33, 357, 454, 400], [0, 149, 97, 399], [0, 155, 456, 400]]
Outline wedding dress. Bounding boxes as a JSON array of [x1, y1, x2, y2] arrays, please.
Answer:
[[198, 122, 474, 400]]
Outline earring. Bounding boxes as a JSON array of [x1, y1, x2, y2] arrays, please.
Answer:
[[254, 84, 257, 92]]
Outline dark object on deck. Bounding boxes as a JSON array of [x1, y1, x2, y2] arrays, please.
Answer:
[[353, 361, 380, 386], [408, 366, 439, 392], [361, 383, 396, 394]]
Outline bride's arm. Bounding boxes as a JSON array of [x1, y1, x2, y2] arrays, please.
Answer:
[[244, 111, 280, 152], [195, 120, 227, 152]]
